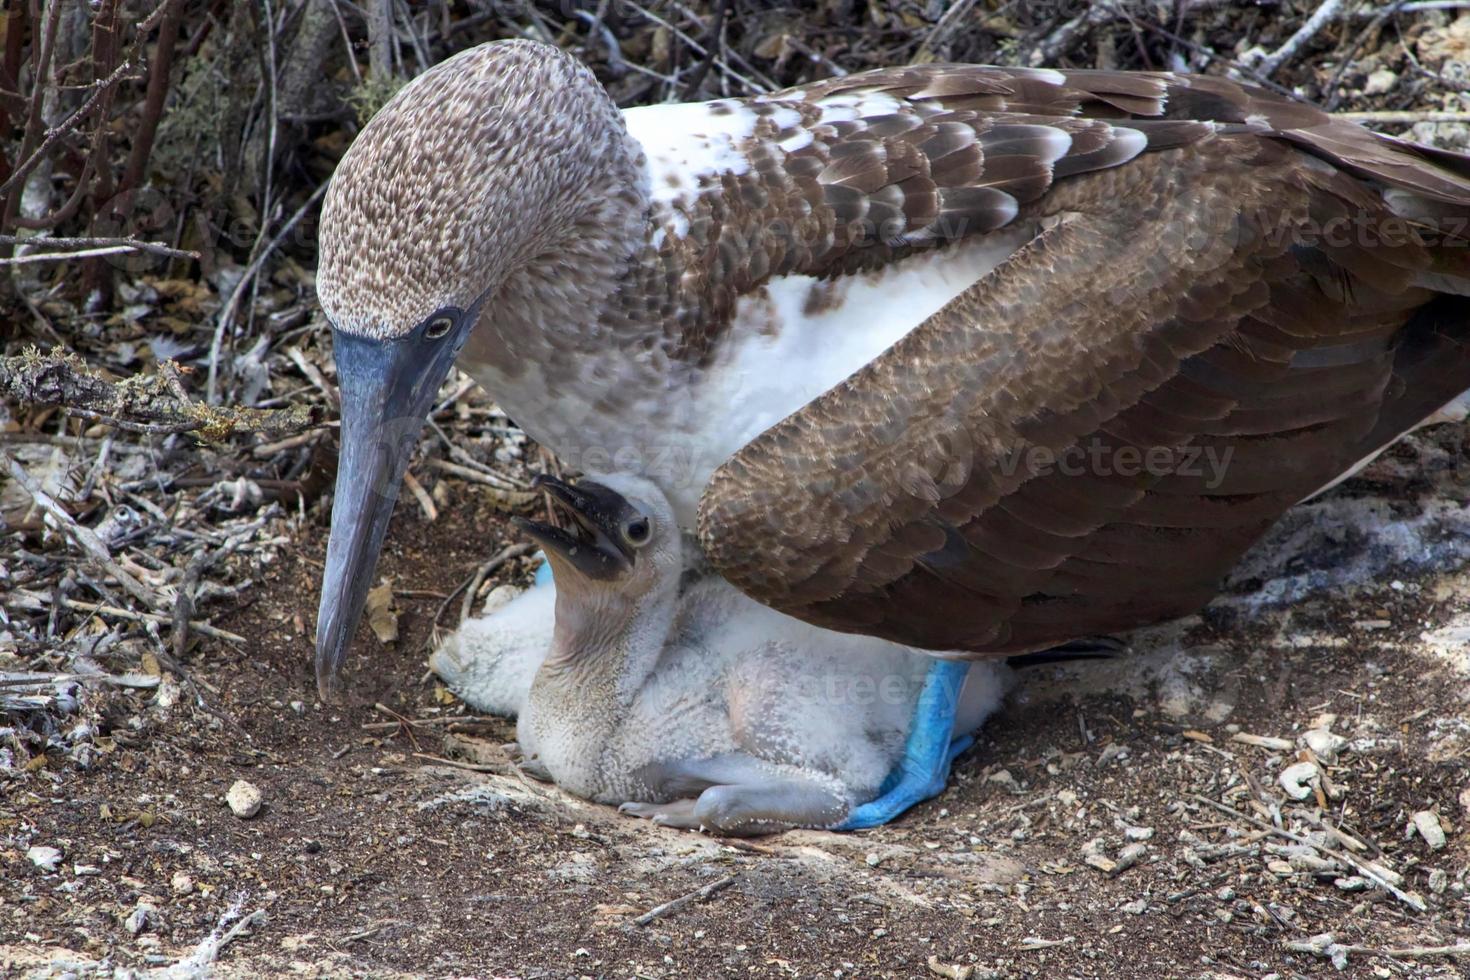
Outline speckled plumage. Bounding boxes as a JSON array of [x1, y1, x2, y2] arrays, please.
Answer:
[[318, 40, 1470, 667]]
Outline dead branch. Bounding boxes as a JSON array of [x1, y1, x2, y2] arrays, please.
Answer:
[[1, 346, 322, 441]]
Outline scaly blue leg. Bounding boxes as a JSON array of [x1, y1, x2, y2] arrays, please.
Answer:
[[836, 658, 972, 830]]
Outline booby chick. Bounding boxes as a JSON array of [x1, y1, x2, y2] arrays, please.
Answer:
[[430, 474, 1009, 834]]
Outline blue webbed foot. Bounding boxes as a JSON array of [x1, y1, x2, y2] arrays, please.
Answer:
[[836, 659, 972, 830]]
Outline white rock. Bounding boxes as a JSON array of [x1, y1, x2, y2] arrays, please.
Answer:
[[1410, 811, 1447, 850], [1279, 761, 1320, 800], [1300, 729, 1347, 763], [170, 871, 195, 895], [26, 846, 62, 872], [124, 901, 156, 935], [226, 779, 263, 819], [1363, 68, 1398, 96]]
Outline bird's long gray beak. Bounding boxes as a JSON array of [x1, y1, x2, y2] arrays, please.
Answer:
[[315, 324, 468, 699]]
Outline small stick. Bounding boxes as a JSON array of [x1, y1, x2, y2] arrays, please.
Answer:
[[633, 875, 736, 926], [1285, 936, 1470, 962], [1248, 0, 1346, 78], [1191, 796, 1424, 911], [1338, 111, 1470, 123], [423, 456, 530, 491], [0, 237, 198, 263], [360, 714, 496, 731], [457, 543, 536, 627], [6, 592, 245, 643], [402, 470, 437, 522], [411, 752, 502, 774], [4, 452, 161, 610]]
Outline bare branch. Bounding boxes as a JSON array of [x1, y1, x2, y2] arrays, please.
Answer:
[[1, 347, 323, 441]]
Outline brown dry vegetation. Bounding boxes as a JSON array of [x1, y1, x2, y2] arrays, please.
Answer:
[[2, 2, 1470, 978]]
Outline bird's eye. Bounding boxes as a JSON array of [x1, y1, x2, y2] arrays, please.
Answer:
[[423, 313, 456, 339], [623, 518, 650, 547]]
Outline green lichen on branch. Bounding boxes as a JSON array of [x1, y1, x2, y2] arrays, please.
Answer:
[[1, 347, 323, 442]]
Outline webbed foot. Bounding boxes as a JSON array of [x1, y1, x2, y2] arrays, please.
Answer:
[[619, 799, 702, 829], [836, 658, 974, 830]]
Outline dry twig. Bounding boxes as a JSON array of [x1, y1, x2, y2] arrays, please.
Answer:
[[2, 347, 321, 440]]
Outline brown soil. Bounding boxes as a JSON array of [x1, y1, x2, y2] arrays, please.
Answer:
[[4, 437, 1469, 980]]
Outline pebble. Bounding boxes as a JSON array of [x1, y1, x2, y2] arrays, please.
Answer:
[[124, 901, 156, 935], [865, 853, 883, 867], [1300, 729, 1347, 763], [1428, 869, 1449, 894], [171, 871, 195, 896], [26, 845, 62, 872], [1278, 761, 1320, 801], [226, 779, 263, 819], [1364, 67, 1398, 96], [1410, 810, 1447, 850]]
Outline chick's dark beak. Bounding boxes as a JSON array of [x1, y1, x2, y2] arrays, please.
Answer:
[[513, 475, 636, 582]]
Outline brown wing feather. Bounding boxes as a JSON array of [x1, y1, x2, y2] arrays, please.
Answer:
[[695, 106, 1470, 655]]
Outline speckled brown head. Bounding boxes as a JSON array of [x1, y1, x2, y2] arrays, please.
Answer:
[[313, 40, 647, 699], [317, 38, 637, 338]]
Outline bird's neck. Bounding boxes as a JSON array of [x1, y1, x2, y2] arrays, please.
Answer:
[[519, 578, 679, 795]]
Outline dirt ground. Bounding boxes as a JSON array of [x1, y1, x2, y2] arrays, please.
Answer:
[[3, 427, 1468, 980]]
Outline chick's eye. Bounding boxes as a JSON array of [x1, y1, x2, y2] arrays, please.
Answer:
[[623, 518, 650, 546], [424, 314, 455, 339]]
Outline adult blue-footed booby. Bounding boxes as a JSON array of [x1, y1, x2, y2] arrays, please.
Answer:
[[430, 473, 1010, 834], [314, 39, 1470, 825]]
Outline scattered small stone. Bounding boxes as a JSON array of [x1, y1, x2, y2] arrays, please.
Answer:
[[124, 901, 156, 935], [73, 864, 100, 876], [1409, 810, 1447, 850], [865, 853, 883, 868], [1278, 761, 1320, 801], [1300, 728, 1347, 763], [171, 871, 195, 896], [1288, 851, 1339, 874], [1334, 876, 1369, 891], [226, 779, 263, 819], [1120, 898, 1147, 915], [1428, 869, 1449, 894], [1363, 67, 1398, 96], [1081, 838, 1115, 874], [925, 955, 974, 980], [1123, 825, 1154, 842], [26, 845, 62, 872]]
